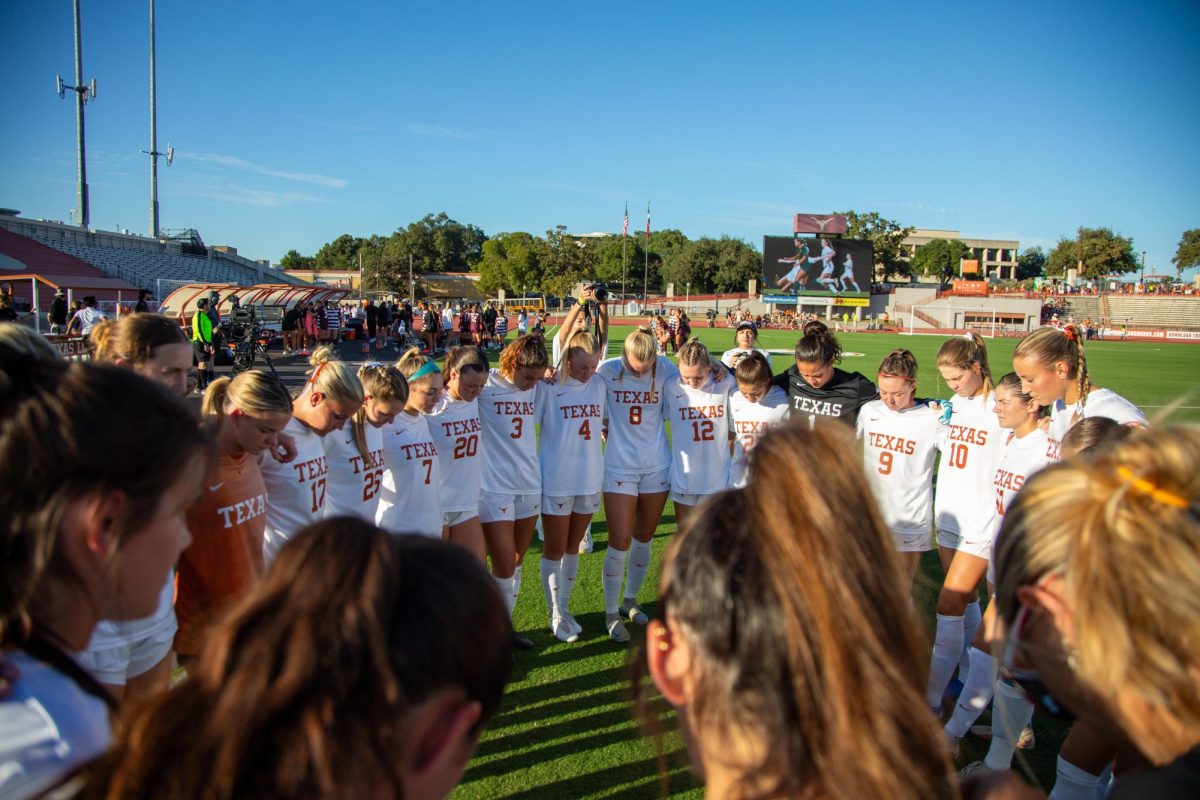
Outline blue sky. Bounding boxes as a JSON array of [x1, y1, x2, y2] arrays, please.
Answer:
[[2, 1, 1198, 277]]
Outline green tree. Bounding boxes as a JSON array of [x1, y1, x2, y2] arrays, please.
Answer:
[[278, 249, 315, 271], [541, 226, 600, 300], [1016, 246, 1046, 280], [384, 212, 488, 273], [836, 210, 914, 282], [641, 229, 689, 294], [911, 238, 972, 287], [593, 235, 645, 293], [476, 231, 546, 296], [1046, 227, 1137, 279], [1172, 229, 1200, 274], [313, 234, 360, 271], [662, 236, 761, 294]]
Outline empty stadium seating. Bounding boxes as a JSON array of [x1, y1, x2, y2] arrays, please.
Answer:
[[1106, 295, 1200, 330]]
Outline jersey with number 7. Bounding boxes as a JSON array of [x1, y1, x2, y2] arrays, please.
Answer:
[[376, 411, 442, 537]]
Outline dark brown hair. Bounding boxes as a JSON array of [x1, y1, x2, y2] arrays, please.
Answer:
[[75, 519, 512, 799], [734, 351, 772, 389], [1060, 416, 1132, 457], [877, 348, 917, 382], [445, 345, 489, 376], [794, 320, 842, 366]]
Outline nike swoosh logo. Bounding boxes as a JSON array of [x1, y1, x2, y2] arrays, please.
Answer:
[[209, 482, 225, 492], [869, 417, 880, 422], [556, 392, 567, 397], [675, 393, 686, 399]]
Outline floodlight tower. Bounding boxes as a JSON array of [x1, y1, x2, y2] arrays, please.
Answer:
[[142, 0, 173, 238], [56, 0, 97, 228]]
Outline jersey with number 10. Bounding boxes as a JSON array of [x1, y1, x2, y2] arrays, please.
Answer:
[[598, 355, 676, 477], [478, 369, 540, 495], [665, 372, 736, 495], [856, 399, 942, 536], [322, 423, 386, 522], [426, 394, 484, 514], [536, 375, 607, 496], [934, 391, 1006, 540], [376, 412, 442, 537], [261, 417, 328, 563]]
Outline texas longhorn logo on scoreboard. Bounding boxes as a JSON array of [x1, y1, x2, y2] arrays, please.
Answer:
[[794, 213, 848, 236]]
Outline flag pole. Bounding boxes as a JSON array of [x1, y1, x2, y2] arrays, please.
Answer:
[[621, 201, 628, 314], [643, 201, 650, 306]]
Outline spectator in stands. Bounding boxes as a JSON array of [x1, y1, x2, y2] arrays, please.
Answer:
[[73, 297, 106, 343], [191, 298, 216, 391], [49, 290, 68, 334], [134, 289, 152, 314], [64, 520, 512, 800]]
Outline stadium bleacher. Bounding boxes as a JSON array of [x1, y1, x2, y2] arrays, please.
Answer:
[[1106, 295, 1200, 331]]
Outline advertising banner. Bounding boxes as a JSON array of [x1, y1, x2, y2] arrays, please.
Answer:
[[762, 236, 872, 299]]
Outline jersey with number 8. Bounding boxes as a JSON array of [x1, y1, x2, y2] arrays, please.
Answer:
[[322, 422, 386, 522], [478, 368, 541, 495], [598, 355, 676, 478], [426, 394, 485, 514], [537, 375, 607, 496], [377, 411, 443, 537], [665, 371, 736, 495]]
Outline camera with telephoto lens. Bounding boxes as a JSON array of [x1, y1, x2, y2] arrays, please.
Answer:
[[585, 281, 609, 302], [220, 306, 258, 342]]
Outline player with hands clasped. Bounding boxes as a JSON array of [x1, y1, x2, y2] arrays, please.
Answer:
[[377, 349, 444, 539]]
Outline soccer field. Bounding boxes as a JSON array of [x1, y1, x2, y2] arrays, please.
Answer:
[[453, 327, 1200, 800]]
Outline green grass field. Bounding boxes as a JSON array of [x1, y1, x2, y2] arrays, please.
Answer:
[[452, 326, 1200, 800]]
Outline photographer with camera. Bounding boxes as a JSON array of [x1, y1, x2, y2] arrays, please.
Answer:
[[553, 283, 608, 369]]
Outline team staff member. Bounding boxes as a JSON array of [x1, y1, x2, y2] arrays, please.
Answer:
[[378, 349, 444, 538], [720, 319, 772, 369], [191, 298, 215, 391], [772, 320, 876, 427]]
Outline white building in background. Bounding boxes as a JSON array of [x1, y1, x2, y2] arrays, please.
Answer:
[[901, 229, 1020, 280]]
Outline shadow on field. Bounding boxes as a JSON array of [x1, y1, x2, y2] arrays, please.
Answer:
[[504, 759, 696, 799]]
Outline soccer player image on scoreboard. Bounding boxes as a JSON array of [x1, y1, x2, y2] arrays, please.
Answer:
[[774, 237, 812, 291]]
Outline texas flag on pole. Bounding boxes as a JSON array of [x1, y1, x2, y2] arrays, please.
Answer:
[[622, 202, 629, 238], [645, 202, 651, 240]]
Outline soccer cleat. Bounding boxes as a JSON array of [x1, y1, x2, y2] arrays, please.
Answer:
[[578, 527, 593, 554], [551, 617, 578, 643], [607, 616, 630, 643], [511, 630, 535, 650], [957, 761, 991, 781], [620, 600, 649, 625], [969, 724, 1036, 750], [560, 612, 582, 637]]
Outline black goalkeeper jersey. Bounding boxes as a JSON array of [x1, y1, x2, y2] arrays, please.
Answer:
[[772, 366, 878, 427]]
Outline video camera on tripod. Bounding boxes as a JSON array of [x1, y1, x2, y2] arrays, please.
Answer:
[[218, 304, 276, 376]]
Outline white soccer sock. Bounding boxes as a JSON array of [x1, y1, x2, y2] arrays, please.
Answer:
[[493, 575, 516, 617], [926, 613, 965, 709], [984, 680, 1036, 771], [1048, 755, 1105, 800], [959, 601, 982, 680], [603, 547, 629, 615], [540, 557, 559, 620], [944, 647, 996, 738], [624, 539, 653, 604], [512, 564, 523, 602], [559, 554, 579, 617]]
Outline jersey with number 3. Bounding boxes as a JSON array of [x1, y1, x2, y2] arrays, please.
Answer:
[[934, 391, 1006, 540], [665, 372, 736, 495], [426, 394, 485, 513], [598, 355, 676, 477], [322, 423, 386, 522], [856, 399, 942, 536], [478, 369, 540, 495], [261, 417, 328, 563], [537, 376, 606, 496], [729, 386, 789, 487], [376, 412, 442, 537]]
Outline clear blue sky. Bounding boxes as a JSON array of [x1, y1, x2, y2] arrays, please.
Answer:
[[2, 1, 1198, 278]]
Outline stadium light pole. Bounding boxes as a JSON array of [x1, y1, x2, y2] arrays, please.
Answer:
[[1140, 251, 1146, 285], [56, 0, 96, 228], [143, 0, 173, 238]]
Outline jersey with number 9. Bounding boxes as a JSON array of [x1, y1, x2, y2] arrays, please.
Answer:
[[856, 398, 942, 537]]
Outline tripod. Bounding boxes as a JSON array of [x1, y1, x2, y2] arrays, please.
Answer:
[[229, 330, 277, 377]]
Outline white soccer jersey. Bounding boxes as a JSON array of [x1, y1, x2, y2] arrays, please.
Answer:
[[665, 372, 736, 495], [536, 375, 607, 496], [262, 417, 329, 563], [933, 391, 1007, 540], [1046, 388, 1147, 460], [993, 428, 1054, 520], [322, 422, 386, 522], [857, 399, 942, 536], [598, 355, 676, 477], [730, 386, 790, 487], [478, 369, 540, 494], [426, 393, 484, 514], [720, 346, 772, 369], [376, 412, 442, 537]]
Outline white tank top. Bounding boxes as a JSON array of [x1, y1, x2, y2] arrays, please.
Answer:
[[598, 355, 676, 476], [729, 385, 790, 487], [1047, 388, 1146, 460], [322, 421, 385, 522], [665, 371, 736, 495], [857, 399, 942, 535], [425, 393, 484, 513], [262, 416, 329, 564], [934, 391, 1007, 539], [376, 412, 442, 537], [478, 369, 540, 494], [536, 375, 606, 496]]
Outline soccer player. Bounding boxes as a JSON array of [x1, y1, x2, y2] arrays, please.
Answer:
[[924, 333, 1006, 714], [665, 339, 736, 531], [377, 349, 444, 539], [478, 335, 549, 650], [772, 320, 877, 427], [261, 348, 363, 565], [323, 363, 408, 523], [838, 253, 861, 292], [1012, 323, 1146, 459], [426, 346, 489, 563], [537, 329, 606, 642], [720, 319, 772, 369], [597, 328, 678, 643], [856, 349, 941, 586], [729, 352, 789, 489], [813, 241, 840, 293], [775, 237, 812, 292]]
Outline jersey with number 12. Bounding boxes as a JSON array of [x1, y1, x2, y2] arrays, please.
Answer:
[[536, 375, 606, 496], [665, 372, 736, 495]]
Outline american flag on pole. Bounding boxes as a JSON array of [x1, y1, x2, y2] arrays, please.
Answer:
[[622, 202, 629, 238], [645, 202, 651, 239]]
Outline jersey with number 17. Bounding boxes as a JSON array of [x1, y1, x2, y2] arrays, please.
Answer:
[[261, 416, 328, 564], [536, 375, 607, 496], [665, 372, 736, 495]]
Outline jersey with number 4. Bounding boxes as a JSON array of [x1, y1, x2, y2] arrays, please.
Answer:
[[665, 372, 736, 495], [376, 412, 442, 537], [262, 417, 328, 563], [934, 391, 1006, 540], [323, 423, 386, 522], [426, 394, 485, 513], [598, 355, 677, 477], [730, 386, 789, 487], [478, 369, 540, 495], [857, 399, 942, 536], [537, 375, 607, 496]]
